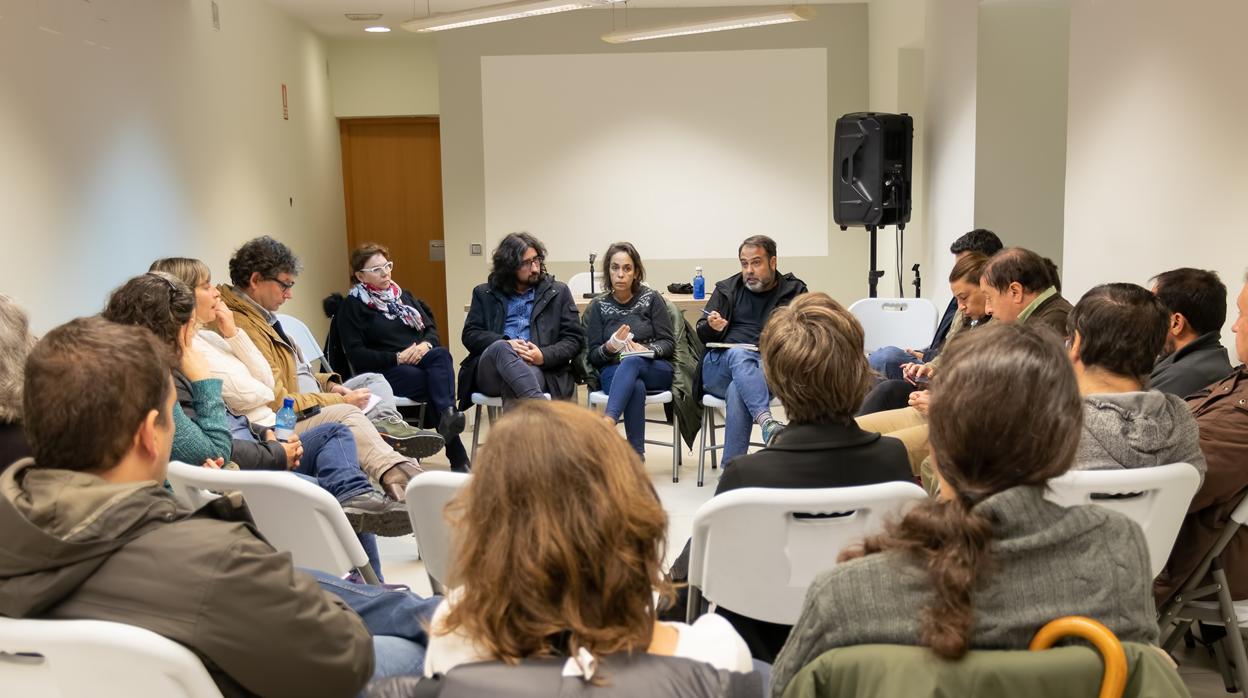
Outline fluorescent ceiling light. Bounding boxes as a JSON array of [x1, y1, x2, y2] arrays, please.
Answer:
[[402, 0, 623, 33], [364, 25, 392, 32], [601, 6, 814, 44]]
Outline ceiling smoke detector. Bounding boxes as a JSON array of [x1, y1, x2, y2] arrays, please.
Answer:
[[345, 13, 384, 21]]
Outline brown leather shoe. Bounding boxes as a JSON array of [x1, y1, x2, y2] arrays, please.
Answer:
[[379, 461, 424, 502]]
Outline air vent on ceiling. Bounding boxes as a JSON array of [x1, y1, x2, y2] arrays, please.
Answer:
[[345, 13, 384, 21]]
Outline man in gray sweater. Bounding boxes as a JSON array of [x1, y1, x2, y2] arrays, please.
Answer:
[[1066, 283, 1206, 479]]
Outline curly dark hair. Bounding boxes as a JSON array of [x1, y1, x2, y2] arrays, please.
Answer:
[[488, 232, 546, 293], [949, 229, 1003, 257], [228, 236, 302, 288], [101, 272, 195, 359]]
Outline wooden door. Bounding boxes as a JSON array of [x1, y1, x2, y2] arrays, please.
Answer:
[[339, 117, 449, 337]]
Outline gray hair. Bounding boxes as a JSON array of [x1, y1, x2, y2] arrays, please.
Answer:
[[0, 295, 36, 423]]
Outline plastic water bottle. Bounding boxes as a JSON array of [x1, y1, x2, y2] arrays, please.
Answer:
[[275, 397, 297, 442], [692, 266, 705, 300]]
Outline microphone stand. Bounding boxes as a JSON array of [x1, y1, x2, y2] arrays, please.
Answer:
[[585, 253, 597, 299], [911, 263, 921, 298]]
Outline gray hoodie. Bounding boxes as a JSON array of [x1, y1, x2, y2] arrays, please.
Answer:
[[1073, 391, 1206, 480]]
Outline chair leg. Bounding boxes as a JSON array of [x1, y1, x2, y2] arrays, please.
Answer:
[[356, 563, 381, 586], [1212, 561, 1248, 694], [470, 404, 483, 460], [709, 408, 719, 471], [698, 407, 709, 487], [671, 410, 679, 483]]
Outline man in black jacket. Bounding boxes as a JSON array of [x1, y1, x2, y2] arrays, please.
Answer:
[[1150, 267, 1234, 398], [458, 232, 585, 409], [697, 235, 807, 463]]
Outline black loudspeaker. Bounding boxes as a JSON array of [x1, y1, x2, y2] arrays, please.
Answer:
[[833, 112, 913, 229]]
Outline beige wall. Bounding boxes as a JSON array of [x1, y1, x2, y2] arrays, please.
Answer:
[[0, 0, 345, 337], [437, 5, 870, 358], [1062, 0, 1248, 352], [328, 36, 440, 117], [975, 0, 1069, 267]]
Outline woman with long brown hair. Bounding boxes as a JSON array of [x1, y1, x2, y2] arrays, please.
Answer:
[[769, 323, 1158, 697], [423, 400, 751, 677]]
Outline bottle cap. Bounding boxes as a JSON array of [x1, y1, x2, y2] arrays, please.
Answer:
[[283, 397, 295, 408], [695, 266, 703, 272]]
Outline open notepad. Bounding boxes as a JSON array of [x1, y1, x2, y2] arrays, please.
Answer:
[[706, 342, 759, 352], [619, 349, 655, 359]]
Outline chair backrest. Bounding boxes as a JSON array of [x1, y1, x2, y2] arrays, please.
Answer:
[[566, 271, 604, 298], [405, 471, 471, 587], [275, 312, 327, 370], [1044, 463, 1201, 577], [165, 461, 369, 576], [0, 617, 222, 698], [848, 297, 938, 353], [688, 482, 927, 625]]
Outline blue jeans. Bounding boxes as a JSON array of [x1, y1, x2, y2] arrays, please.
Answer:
[[702, 348, 772, 464], [307, 569, 440, 679], [383, 347, 468, 471], [601, 357, 674, 456], [867, 345, 921, 382], [294, 423, 374, 503]]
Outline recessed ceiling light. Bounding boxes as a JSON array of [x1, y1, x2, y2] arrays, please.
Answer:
[[364, 25, 391, 32], [345, 13, 383, 21]]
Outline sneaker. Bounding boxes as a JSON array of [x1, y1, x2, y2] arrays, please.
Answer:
[[374, 415, 445, 459], [341, 491, 413, 537], [761, 418, 787, 446]]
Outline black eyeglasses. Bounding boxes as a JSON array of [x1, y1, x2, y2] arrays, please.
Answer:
[[267, 277, 295, 291]]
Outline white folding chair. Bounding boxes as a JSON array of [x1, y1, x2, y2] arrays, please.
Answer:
[[848, 297, 938, 354], [566, 271, 604, 298], [469, 391, 549, 460], [588, 390, 681, 482], [1159, 491, 1248, 694], [274, 312, 326, 371], [165, 461, 380, 584], [686, 482, 927, 625], [0, 617, 222, 698], [1044, 463, 1200, 576], [405, 471, 471, 595], [696, 394, 780, 487]]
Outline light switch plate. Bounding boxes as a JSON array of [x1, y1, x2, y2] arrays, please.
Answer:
[[469, 243, 483, 256]]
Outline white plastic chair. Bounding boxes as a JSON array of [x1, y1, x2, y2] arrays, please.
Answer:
[[566, 271, 604, 298], [848, 297, 938, 354], [164, 461, 380, 584], [469, 391, 549, 459], [405, 471, 471, 595], [588, 390, 680, 482], [1044, 463, 1200, 577], [0, 617, 222, 698], [697, 394, 780, 487], [274, 312, 325, 370], [687, 482, 927, 625]]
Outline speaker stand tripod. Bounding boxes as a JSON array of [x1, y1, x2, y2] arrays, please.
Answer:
[[867, 226, 886, 298]]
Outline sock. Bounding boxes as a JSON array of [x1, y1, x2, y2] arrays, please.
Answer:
[[756, 411, 774, 427]]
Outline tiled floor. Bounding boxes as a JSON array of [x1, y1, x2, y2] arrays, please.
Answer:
[[379, 394, 1234, 697]]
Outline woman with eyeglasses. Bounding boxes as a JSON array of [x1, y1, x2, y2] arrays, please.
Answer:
[[336, 244, 469, 472]]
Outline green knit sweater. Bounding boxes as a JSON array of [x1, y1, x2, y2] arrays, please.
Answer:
[[171, 378, 232, 465]]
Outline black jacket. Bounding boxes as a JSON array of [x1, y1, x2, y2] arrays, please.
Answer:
[[1150, 331, 1234, 399], [175, 372, 286, 471], [695, 272, 808, 345], [458, 276, 585, 408], [336, 291, 441, 375], [922, 297, 959, 362]]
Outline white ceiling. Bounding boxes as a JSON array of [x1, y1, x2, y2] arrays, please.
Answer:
[[265, 0, 857, 38]]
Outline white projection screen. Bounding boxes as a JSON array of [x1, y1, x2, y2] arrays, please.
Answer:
[[480, 49, 829, 262]]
